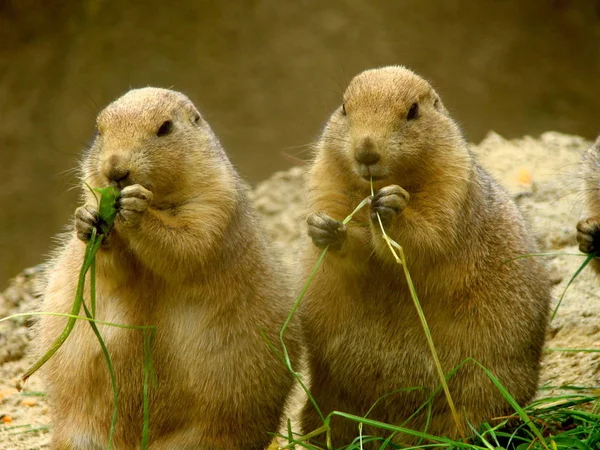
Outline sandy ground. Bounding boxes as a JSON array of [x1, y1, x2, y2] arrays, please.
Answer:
[[0, 132, 599, 449]]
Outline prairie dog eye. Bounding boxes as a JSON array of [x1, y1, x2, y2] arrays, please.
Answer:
[[157, 120, 173, 137], [341, 104, 347, 116], [407, 103, 419, 121]]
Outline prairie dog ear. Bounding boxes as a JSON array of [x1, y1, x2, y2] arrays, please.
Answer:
[[433, 95, 449, 116], [184, 102, 202, 126]]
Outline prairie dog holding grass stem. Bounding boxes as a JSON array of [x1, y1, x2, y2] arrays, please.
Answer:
[[299, 66, 551, 446], [39, 88, 300, 449], [576, 136, 600, 274]]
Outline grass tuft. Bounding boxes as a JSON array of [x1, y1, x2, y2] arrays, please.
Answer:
[[1, 187, 157, 450]]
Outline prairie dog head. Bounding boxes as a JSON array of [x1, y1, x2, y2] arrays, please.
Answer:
[[83, 87, 229, 201], [317, 66, 468, 190]]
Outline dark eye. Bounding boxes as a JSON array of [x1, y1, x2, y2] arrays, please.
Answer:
[[341, 104, 347, 116], [157, 120, 173, 137], [433, 98, 439, 109], [407, 103, 419, 121]]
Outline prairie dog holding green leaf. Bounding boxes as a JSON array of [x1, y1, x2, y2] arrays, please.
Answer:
[[39, 88, 301, 449], [300, 66, 551, 446], [576, 136, 600, 274]]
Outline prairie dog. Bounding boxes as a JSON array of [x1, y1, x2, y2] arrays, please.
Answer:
[[576, 136, 600, 274], [300, 66, 551, 446], [39, 88, 300, 449]]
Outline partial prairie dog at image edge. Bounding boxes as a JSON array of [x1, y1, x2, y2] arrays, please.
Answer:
[[576, 136, 600, 275], [36, 87, 301, 449]]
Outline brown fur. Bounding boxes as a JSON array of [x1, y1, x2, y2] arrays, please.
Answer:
[[299, 66, 551, 446], [38, 88, 301, 449], [576, 136, 600, 274]]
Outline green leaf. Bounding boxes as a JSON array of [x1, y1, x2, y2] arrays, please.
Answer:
[[93, 185, 120, 233], [552, 436, 592, 449]]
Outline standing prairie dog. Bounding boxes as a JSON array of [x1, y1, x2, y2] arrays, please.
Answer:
[[300, 66, 551, 446], [576, 136, 600, 274], [39, 88, 300, 449]]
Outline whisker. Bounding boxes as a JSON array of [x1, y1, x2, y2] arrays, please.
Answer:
[[56, 166, 80, 178], [279, 152, 308, 166]]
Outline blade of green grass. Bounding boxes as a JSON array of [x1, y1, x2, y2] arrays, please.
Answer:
[[1, 312, 155, 331], [91, 257, 97, 318], [19, 228, 101, 386], [501, 252, 596, 266], [468, 358, 548, 449], [271, 194, 374, 430], [552, 252, 595, 320], [141, 327, 156, 450], [327, 411, 484, 448], [369, 177, 466, 441], [81, 297, 117, 450]]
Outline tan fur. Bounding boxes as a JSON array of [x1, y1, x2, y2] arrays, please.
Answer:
[[299, 66, 551, 446], [38, 88, 301, 449], [576, 136, 600, 274]]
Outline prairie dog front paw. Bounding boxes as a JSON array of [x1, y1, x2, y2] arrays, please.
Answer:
[[577, 217, 600, 255], [370, 185, 409, 227], [307, 212, 346, 251], [75, 205, 102, 243], [118, 184, 153, 227]]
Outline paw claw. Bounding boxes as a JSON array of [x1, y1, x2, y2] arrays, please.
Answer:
[[75, 205, 101, 242], [118, 184, 152, 227], [370, 185, 409, 227], [307, 212, 346, 250]]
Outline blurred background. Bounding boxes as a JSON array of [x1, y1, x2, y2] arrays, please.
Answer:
[[1, 0, 599, 286]]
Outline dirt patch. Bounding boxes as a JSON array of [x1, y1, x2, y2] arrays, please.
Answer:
[[1, 132, 599, 449]]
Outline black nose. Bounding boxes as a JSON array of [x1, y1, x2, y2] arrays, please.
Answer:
[[354, 138, 380, 165], [106, 166, 130, 183]]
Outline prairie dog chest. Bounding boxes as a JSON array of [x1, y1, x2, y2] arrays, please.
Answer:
[[314, 288, 438, 392]]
